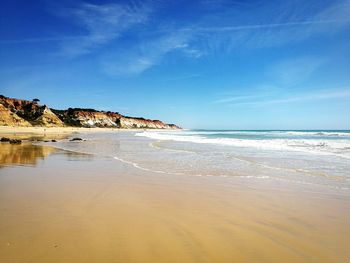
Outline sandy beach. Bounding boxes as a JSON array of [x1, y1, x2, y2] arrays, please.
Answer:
[[1, 127, 350, 263], [0, 126, 149, 135], [2, 0, 350, 261]]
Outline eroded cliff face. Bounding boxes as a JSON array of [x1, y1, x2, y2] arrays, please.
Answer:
[[119, 116, 179, 129], [0, 104, 32, 127], [33, 106, 65, 127], [0, 96, 64, 127], [0, 95, 180, 129], [54, 109, 122, 128], [54, 109, 180, 129]]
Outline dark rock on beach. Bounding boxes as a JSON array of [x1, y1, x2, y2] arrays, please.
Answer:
[[9, 139, 22, 144], [0, 137, 21, 144], [70, 137, 83, 141]]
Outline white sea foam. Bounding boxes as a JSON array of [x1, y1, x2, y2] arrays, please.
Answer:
[[158, 130, 350, 137], [113, 156, 185, 175], [283, 131, 350, 137], [149, 142, 196, 154], [43, 131, 349, 189], [113, 156, 275, 180], [136, 131, 350, 159]]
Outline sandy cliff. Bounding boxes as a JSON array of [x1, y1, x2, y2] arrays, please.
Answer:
[[0, 96, 64, 127], [119, 116, 178, 129], [0, 104, 32, 127], [53, 108, 121, 128], [0, 95, 180, 129], [53, 108, 180, 129], [33, 106, 65, 127]]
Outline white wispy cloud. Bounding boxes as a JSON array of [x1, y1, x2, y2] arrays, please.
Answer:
[[266, 56, 326, 87], [211, 55, 327, 106], [195, 19, 350, 33], [221, 88, 350, 107], [100, 31, 196, 76], [55, 1, 151, 57], [0, 36, 82, 44], [188, 0, 350, 51], [211, 95, 264, 104], [68, 0, 350, 75], [2, 0, 349, 75]]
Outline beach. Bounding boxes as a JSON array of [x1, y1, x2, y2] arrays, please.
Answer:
[[2, 0, 349, 261], [1, 127, 350, 262]]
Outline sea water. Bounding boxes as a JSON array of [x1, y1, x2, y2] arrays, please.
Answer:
[[52, 130, 350, 190]]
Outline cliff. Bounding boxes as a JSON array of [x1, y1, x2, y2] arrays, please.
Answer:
[[0, 95, 180, 129], [0, 96, 64, 127], [0, 104, 32, 127], [52, 108, 121, 128], [33, 106, 65, 127], [119, 116, 178, 129]]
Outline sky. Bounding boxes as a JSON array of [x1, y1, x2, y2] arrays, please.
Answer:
[[0, 0, 350, 129]]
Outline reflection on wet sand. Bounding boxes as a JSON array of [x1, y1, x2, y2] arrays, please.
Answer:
[[0, 143, 57, 167], [0, 142, 94, 167], [0, 132, 69, 142]]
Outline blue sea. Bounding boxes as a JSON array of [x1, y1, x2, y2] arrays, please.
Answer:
[[138, 130, 350, 158], [52, 130, 350, 191]]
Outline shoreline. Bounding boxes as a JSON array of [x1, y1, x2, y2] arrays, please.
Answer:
[[0, 125, 178, 135], [1, 127, 350, 262]]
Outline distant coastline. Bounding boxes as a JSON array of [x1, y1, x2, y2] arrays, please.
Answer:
[[0, 95, 180, 129]]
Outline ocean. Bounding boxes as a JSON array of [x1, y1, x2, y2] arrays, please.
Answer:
[[138, 130, 350, 158], [51, 129, 350, 191]]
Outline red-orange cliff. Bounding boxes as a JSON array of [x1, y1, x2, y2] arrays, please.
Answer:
[[0, 95, 180, 129]]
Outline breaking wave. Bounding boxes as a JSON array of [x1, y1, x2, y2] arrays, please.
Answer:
[[136, 130, 350, 159]]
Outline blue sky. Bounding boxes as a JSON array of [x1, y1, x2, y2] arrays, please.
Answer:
[[1, 0, 350, 129]]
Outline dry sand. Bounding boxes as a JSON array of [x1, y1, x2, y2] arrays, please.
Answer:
[[0, 129, 349, 263]]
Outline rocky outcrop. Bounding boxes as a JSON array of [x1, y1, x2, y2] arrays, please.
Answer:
[[0, 95, 64, 127], [119, 116, 179, 129], [0, 95, 33, 110], [71, 110, 116, 127], [0, 104, 32, 127], [32, 106, 64, 127], [0, 95, 180, 129], [53, 108, 180, 129], [53, 108, 122, 128]]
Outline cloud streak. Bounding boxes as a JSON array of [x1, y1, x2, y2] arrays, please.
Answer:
[[55, 1, 151, 57], [211, 95, 263, 104], [194, 19, 350, 33], [187, 0, 350, 52], [2, 0, 349, 75], [0, 36, 83, 44], [266, 56, 326, 87], [215, 88, 350, 108], [100, 31, 195, 76]]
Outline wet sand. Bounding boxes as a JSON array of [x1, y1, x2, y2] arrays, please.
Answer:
[[0, 126, 170, 135], [0, 136, 350, 262], [0, 126, 118, 134]]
